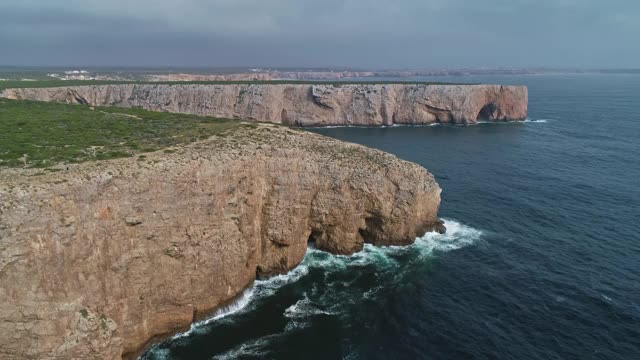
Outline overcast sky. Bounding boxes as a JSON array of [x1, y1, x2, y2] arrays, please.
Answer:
[[0, 0, 638, 68]]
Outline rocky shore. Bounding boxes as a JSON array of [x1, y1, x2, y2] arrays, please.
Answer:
[[0, 124, 442, 359], [1, 83, 528, 125]]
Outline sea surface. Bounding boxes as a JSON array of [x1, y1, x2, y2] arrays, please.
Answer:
[[143, 74, 640, 360]]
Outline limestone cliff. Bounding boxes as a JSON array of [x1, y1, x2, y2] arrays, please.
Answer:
[[0, 125, 442, 359], [1, 83, 528, 125]]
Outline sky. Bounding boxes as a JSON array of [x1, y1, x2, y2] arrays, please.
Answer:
[[0, 0, 638, 69]]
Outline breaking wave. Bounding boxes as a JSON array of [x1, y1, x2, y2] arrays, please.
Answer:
[[144, 219, 482, 359], [475, 118, 550, 125], [172, 288, 256, 339], [313, 120, 549, 129], [524, 118, 550, 123], [172, 264, 312, 340]]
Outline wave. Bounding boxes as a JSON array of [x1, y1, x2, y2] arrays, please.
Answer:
[[171, 265, 312, 340], [312, 122, 490, 129], [475, 118, 551, 125], [172, 266, 312, 340], [525, 118, 550, 123], [285, 294, 333, 319], [210, 339, 274, 360], [307, 124, 428, 129], [312, 120, 550, 128], [161, 219, 482, 345], [417, 219, 483, 252], [170, 288, 255, 339]]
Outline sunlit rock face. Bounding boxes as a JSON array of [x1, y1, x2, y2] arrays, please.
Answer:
[[0, 125, 442, 359], [2, 83, 527, 126]]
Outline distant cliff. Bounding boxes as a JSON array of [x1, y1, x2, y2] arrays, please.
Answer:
[[0, 124, 442, 359], [2, 83, 528, 125]]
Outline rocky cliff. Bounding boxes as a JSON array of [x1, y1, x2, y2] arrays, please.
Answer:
[[1, 83, 528, 125], [0, 124, 443, 359]]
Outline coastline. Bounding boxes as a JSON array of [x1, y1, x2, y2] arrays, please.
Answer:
[[1, 83, 528, 126], [0, 118, 443, 359]]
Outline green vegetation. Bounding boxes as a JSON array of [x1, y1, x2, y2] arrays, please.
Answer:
[[0, 80, 140, 90], [0, 99, 248, 168]]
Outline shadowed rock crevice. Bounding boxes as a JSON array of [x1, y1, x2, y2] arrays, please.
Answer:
[[280, 108, 289, 124], [358, 212, 386, 244], [477, 102, 498, 121], [69, 90, 89, 105], [307, 228, 323, 247]]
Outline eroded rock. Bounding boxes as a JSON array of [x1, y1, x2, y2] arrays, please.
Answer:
[[2, 83, 528, 125], [0, 125, 442, 359]]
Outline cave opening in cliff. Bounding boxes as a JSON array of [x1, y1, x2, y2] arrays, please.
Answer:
[[477, 103, 498, 121], [307, 229, 322, 248], [358, 215, 385, 244]]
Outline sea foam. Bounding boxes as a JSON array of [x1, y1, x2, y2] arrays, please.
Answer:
[[168, 219, 481, 341], [524, 118, 550, 123]]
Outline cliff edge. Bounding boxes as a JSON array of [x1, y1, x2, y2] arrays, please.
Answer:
[[0, 124, 442, 359], [1, 83, 528, 125]]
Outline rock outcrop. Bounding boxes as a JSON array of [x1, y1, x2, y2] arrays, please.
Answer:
[[0, 125, 442, 359], [1, 83, 528, 125]]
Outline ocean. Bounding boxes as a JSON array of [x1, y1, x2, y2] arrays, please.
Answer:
[[142, 74, 640, 360]]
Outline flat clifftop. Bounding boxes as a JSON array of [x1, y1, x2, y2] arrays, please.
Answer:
[[2, 83, 528, 125], [0, 98, 251, 169], [0, 117, 442, 359]]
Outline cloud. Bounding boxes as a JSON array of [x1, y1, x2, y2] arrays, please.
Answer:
[[0, 0, 638, 67]]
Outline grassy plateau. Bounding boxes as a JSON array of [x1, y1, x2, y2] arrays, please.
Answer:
[[0, 99, 252, 169]]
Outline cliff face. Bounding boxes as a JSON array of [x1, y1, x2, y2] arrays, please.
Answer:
[[0, 125, 442, 359], [1, 83, 528, 125]]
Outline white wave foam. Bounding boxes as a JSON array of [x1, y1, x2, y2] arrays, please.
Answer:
[[172, 287, 256, 339], [211, 338, 273, 360], [416, 219, 483, 253], [312, 120, 549, 128], [362, 285, 383, 299], [351, 219, 482, 258], [166, 219, 481, 342], [145, 347, 171, 360], [308, 124, 397, 129], [476, 120, 525, 125], [207, 288, 255, 322], [253, 264, 310, 297], [475, 118, 552, 125], [524, 118, 550, 123], [170, 264, 312, 340], [284, 294, 332, 319], [308, 123, 443, 129]]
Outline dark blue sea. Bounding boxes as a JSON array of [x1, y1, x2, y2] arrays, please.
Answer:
[[143, 74, 640, 360]]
